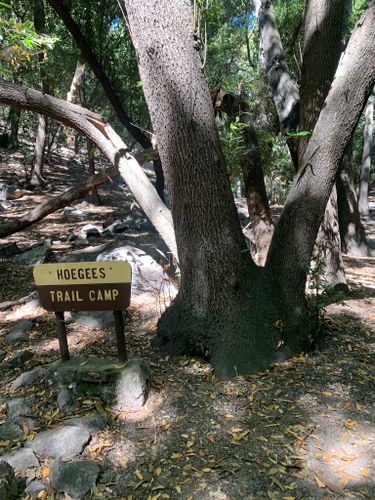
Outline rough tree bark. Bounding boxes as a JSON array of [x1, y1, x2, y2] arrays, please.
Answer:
[[123, 0, 375, 378], [337, 144, 370, 256], [0, 79, 177, 259], [267, 2, 375, 303], [30, 0, 49, 188], [257, 0, 349, 288], [255, 0, 299, 167], [358, 91, 374, 216], [212, 90, 274, 265], [47, 0, 166, 201]]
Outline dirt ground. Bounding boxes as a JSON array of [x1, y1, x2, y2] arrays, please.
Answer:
[[0, 147, 374, 499]]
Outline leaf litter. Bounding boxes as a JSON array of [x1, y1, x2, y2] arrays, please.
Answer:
[[0, 151, 374, 499]]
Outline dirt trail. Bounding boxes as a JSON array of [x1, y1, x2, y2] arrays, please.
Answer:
[[0, 149, 374, 499]]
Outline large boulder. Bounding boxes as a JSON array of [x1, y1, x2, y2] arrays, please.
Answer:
[[96, 245, 177, 299]]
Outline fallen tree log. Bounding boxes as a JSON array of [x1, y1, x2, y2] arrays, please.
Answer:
[[0, 79, 177, 260]]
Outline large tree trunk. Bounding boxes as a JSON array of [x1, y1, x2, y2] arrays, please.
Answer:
[[267, 2, 375, 305], [0, 79, 177, 259], [30, 0, 49, 188], [123, 0, 375, 379], [299, 0, 351, 288], [358, 91, 374, 215], [123, 0, 281, 378], [337, 144, 370, 256]]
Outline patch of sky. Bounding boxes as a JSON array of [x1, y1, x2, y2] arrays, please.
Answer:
[[230, 11, 256, 30], [110, 15, 120, 32]]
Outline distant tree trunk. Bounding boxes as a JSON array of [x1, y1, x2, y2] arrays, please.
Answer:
[[8, 106, 20, 149], [337, 144, 370, 256], [212, 91, 274, 265], [66, 60, 86, 144], [30, 0, 49, 188], [256, 0, 299, 167], [358, 91, 374, 215], [47, 0, 166, 202], [78, 65, 101, 204]]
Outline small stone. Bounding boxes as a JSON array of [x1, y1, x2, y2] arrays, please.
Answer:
[[0, 242, 20, 259], [1, 448, 39, 470], [13, 243, 53, 267], [0, 421, 23, 441], [56, 386, 74, 413], [0, 460, 17, 499], [25, 425, 90, 460], [115, 358, 151, 408], [50, 460, 99, 499], [7, 397, 35, 419], [63, 413, 107, 432], [71, 311, 114, 329], [11, 366, 46, 390], [79, 224, 101, 239], [63, 206, 88, 221], [5, 319, 33, 345], [4, 350, 34, 369], [24, 479, 47, 498]]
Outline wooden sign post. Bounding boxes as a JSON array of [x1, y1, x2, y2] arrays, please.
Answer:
[[33, 261, 132, 362]]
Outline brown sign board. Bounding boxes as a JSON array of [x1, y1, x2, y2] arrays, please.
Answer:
[[33, 262, 132, 312]]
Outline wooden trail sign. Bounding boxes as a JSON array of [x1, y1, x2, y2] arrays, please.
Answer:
[[33, 261, 132, 362]]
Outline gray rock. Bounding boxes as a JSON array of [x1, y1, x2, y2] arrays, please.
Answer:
[[56, 386, 74, 413], [79, 224, 101, 239], [0, 242, 20, 259], [25, 425, 90, 460], [96, 245, 177, 298], [0, 460, 17, 499], [50, 460, 99, 499], [5, 319, 33, 345], [62, 413, 107, 433], [0, 351, 5, 363], [0, 421, 23, 441], [4, 350, 34, 369], [13, 244, 53, 267], [0, 182, 8, 201], [103, 220, 129, 235], [12, 417, 37, 433], [63, 206, 89, 221], [11, 366, 46, 390], [24, 479, 47, 498], [7, 397, 35, 419], [70, 310, 114, 329], [1, 448, 39, 470], [115, 358, 150, 408]]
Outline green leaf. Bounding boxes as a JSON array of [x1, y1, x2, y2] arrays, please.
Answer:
[[286, 130, 312, 138]]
